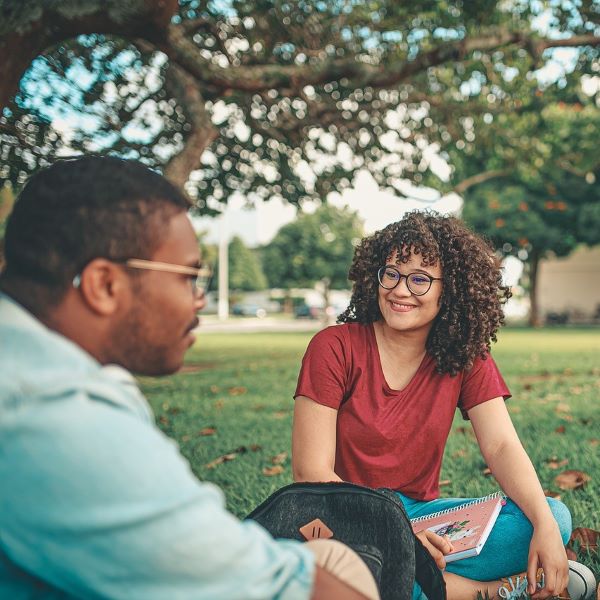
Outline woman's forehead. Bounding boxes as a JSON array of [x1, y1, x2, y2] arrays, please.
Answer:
[[386, 246, 440, 268]]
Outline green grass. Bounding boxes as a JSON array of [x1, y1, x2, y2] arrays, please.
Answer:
[[139, 327, 600, 578]]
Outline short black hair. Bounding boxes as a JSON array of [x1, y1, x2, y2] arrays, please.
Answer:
[[1, 155, 190, 313]]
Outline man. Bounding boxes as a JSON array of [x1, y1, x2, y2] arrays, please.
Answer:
[[0, 156, 378, 599]]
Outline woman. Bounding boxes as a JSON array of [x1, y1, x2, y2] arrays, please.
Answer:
[[292, 212, 590, 600]]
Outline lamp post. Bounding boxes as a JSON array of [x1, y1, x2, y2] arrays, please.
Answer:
[[218, 212, 229, 320]]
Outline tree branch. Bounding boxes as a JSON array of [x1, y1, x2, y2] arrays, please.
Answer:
[[0, 0, 179, 108], [164, 23, 600, 94], [162, 62, 218, 190], [453, 169, 511, 195]]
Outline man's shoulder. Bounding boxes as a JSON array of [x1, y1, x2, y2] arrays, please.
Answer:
[[0, 296, 151, 422]]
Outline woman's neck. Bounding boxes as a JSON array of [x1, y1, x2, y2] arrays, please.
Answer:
[[373, 319, 429, 362]]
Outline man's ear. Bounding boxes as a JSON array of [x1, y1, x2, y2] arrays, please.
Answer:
[[76, 259, 130, 316]]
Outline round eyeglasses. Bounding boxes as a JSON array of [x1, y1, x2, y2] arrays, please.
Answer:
[[377, 266, 441, 296]]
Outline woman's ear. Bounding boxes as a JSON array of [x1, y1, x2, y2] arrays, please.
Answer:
[[76, 259, 129, 316]]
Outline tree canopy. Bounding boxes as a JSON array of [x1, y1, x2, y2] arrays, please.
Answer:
[[228, 235, 267, 291], [1, 0, 599, 211], [461, 100, 600, 325], [262, 204, 363, 291]]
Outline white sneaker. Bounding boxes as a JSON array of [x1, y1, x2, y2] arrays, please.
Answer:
[[498, 561, 596, 600], [566, 560, 596, 600]]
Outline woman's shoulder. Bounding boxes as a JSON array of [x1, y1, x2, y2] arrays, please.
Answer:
[[311, 322, 372, 343]]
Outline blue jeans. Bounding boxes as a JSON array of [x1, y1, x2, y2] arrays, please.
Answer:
[[396, 493, 572, 600]]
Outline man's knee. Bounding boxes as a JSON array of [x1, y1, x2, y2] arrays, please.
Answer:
[[306, 539, 381, 600]]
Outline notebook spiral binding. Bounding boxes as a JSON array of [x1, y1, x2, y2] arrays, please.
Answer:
[[410, 491, 506, 523]]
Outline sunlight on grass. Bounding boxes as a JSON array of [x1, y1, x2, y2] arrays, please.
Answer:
[[140, 327, 600, 578]]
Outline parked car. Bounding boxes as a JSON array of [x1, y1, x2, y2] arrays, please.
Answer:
[[294, 304, 321, 319], [231, 303, 267, 318]]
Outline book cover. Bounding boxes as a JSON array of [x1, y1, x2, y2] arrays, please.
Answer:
[[410, 492, 505, 563]]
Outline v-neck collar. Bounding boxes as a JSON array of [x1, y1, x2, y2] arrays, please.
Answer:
[[368, 322, 430, 394]]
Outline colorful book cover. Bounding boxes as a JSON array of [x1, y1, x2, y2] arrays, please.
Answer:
[[410, 492, 505, 563]]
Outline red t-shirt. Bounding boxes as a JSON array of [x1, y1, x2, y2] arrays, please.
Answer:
[[294, 323, 511, 501]]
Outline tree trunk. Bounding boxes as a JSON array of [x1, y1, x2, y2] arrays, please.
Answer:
[[321, 277, 331, 327], [528, 250, 541, 327]]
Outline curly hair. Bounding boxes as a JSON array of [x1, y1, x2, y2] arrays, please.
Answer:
[[338, 211, 511, 375]]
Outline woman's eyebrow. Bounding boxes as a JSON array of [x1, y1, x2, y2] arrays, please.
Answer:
[[388, 263, 436, 276]]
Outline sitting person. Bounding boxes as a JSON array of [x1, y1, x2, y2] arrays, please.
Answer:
[[292, 212, 596, 600], [0, 156, 379, 600]]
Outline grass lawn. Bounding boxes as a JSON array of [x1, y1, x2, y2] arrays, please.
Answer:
[[140, 327, 600, 578]]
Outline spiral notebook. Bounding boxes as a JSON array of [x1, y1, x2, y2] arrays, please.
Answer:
[[410, 492, 505, 563]]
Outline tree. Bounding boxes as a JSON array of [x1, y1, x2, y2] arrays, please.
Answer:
[[461, 101, 600, 326], [228, 235, 267, 292], [262, 204, 363, 310], [0, 183, 15, 267], [1, 1, 599, 209]]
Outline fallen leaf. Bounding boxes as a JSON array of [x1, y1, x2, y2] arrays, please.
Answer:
[[589, 439, 600, 447], [556, 403, 571, 413], [555, 425, 566, 434], [456, 427, 470, 434], [199, 427, 217, 436], [214, 400, 224, 410], [509, 406, 521, 413], [544, 490, 562, 500], [273, 411, 288, 419], [554, 470, 591, 490], [560, 414, 574, 422], [210, 385, 219, 394], [158, 415, 169, 426], [569, 527, 599, 551], [228, 386, 247, 396], [439, 479, 451, 487], [168, 406, 181, 415], [565, 547, 578, 561], [545, 457, 569, 470], [250, 444, 263, 452], [181, 435, 191, 442], [263, 465, 284, 476], [524, 383, 533, 391], [271, 452, 288, 465], [482, 467, 493, 476], [452, 449, 468, 458], [205, 452, 238, 469], [253, 404, 265, 411]]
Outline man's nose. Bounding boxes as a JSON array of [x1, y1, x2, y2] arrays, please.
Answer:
[[195, 290, 207, 312]]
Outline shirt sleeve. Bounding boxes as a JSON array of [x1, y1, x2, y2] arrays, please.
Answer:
[[458, 353, 511, 419], [0, 389, 314, 600], [294, 326, 350, 410]]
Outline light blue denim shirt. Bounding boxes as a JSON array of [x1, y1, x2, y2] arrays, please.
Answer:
[[0, 293, 314, 599]]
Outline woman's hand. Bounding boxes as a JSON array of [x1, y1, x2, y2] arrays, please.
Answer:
[[527, 523, 569, 599], [415, 530, 454, 569]]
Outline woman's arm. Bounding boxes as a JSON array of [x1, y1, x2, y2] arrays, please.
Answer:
[[292, 396, 342, 482], [468, 398, 568, 599]]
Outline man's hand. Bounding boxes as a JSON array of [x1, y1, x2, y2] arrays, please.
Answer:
[[415, 530, 454, 569]]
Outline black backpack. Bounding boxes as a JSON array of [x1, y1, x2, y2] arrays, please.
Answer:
[[247, 482, 446, 600]]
